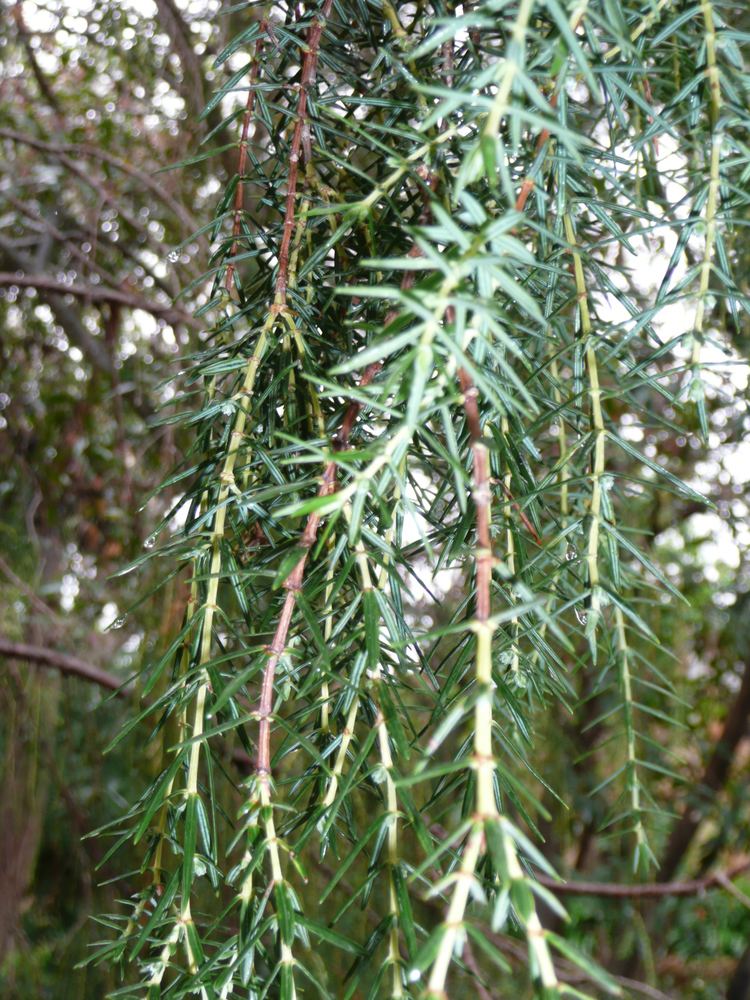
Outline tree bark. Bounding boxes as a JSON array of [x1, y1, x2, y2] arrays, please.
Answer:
[[659, 658, 750, 882]]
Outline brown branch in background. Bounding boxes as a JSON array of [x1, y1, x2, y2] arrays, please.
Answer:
[[0, 639, 127, 695], [497, 932, 673, 1000], [0, 638, 254, 773], [154, 0, 209, 123], [461, 939, 494, 1000], [224, 22, 268, 293], [12, 1, 62, 115], [154, 0, 255, 180], [0, 273, 198, 327], [0, 236, 113, 377], [536, 857, 750, 898], [0, 238, 153, 421], [6, 195, 129, 293], [314, 857, 672, 1000], [429, 817, 750, 900], [5, 193, 176, 301]]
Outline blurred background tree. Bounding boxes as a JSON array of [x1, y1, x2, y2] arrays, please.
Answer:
[[0, 2, 749, 999]]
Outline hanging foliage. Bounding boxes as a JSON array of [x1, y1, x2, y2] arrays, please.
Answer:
[[88, 2, 749, 997]]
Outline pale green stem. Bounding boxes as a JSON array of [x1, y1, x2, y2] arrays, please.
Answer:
[[565, 214, 646, 856], [180, 314, 274, 924], [259, 778, 296, 990], [615, 606, 646, 858], [500, 414, 520, 678], [378, 712, 404, 998], [563, 213, 603, 619], [691, 1, 722, 377], [426, 404, 557, 997], [321, 696, 360, 808], [550, 355, 569, 518], [426, 827, 484, 995], [147, 916, 182, 987]]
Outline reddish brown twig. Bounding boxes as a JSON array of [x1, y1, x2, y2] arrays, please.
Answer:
[[225, 21, 268, 293], [457, 367, 492, 626], [255, 358, 385, 780], [253, 0, 334, 781], [256, 466, 337, 775], [498, 479, 542, 545], [256, 240, 431, 776], [274, 1, 334, 307], [514, 92, 559, 213]]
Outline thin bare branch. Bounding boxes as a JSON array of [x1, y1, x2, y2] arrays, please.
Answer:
[[0, 272, 198, 327], [0, 638, 127, 695]]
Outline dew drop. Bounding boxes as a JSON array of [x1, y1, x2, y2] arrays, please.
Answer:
[[167, 249, 179, 263], [565, 544, 578, 562], [371, 764, 386, 785], [143, 533, 157, 549], [498, 649, 513, 668], [111, 615, 127, 630], [511, 670, 528, 691], [575, 607, 588, 625]]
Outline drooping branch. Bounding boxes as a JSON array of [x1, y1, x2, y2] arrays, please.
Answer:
[[252, 0, 335, 774], [256, 463, 337, 778]]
